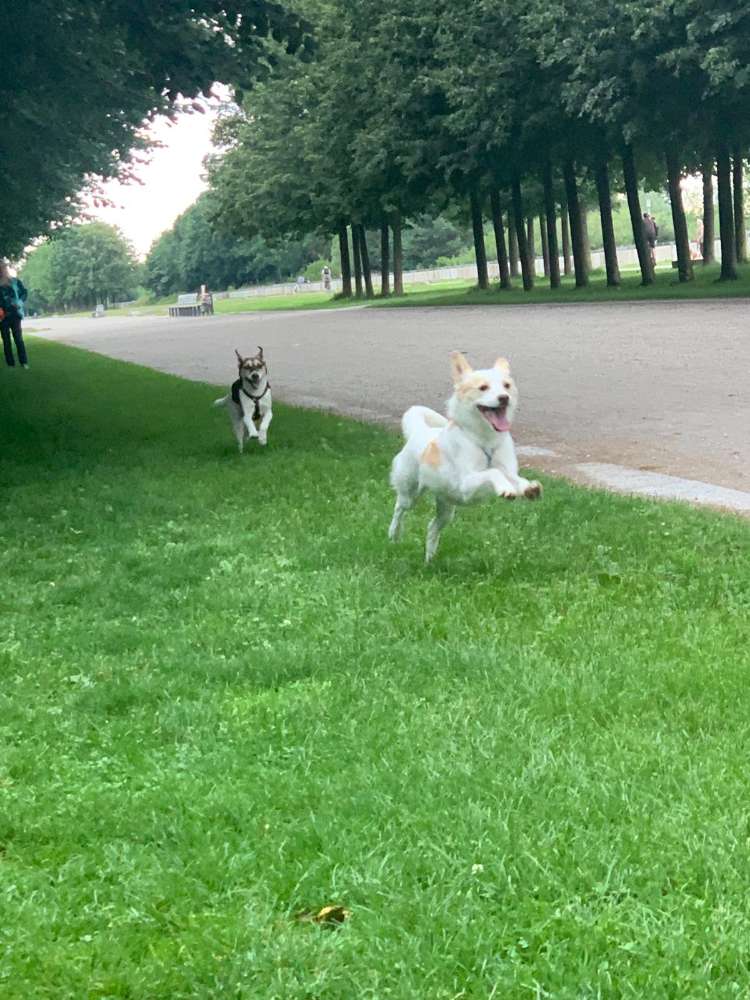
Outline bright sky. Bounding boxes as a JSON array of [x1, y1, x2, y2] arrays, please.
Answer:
[[91, 107, 219, 259]]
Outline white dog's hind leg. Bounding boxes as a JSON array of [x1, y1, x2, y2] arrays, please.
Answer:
[[389, 491, 418, 541], [389, 448, 420, 541], [425, 497, 455, 563]]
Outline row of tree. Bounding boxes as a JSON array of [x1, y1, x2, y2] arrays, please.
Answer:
[[206, 0, 750, 297], [143, 197, 485, 295]]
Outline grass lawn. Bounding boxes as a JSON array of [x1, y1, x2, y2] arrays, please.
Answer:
[[372, 261, 750, 309], [1, 341, 749, 998]]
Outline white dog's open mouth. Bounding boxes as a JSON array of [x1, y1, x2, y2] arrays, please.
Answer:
[[477, 404, 510, 432]]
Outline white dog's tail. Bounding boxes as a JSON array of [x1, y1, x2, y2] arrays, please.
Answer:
[[213, 395, 228, 408], [401, 405, 448, 440]]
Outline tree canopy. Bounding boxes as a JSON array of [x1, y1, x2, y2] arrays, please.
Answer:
[[143, 193, 328, 296], [20, 224, 139, 312], [205, 0, 750, 294], [3, 1, 311, 258]]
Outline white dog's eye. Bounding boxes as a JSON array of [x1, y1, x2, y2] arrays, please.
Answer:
[[478, 383, 489, 392], [503, 381, 511, 390]]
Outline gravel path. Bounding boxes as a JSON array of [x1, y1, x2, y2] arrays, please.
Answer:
[[31, 300, 750, 495]]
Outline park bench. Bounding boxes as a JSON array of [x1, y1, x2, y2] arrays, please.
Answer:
[[168, 293, 202, 317]]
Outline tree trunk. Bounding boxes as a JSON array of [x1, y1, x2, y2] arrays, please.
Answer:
[[717, 143, 737, 280], [621, 144, 654, 285], [490, 190, 511, 288], [579, 203, 592, 272], [733, 150, 747, 263], [508, 203, 520, 277], [562, 159, 588, 287], [526, 216, 536, 276], [470, 188, 489, 290], [595, 160, 620, 286], [338, 225, 352, 298], [511, 172, 534, 290], [542, 162, 561, 288], [702, 159, 715, 264], [539, 212, 550, 277], [356, 224, 374, 297], [665, 151, 693, 283], [392, 213, 404, 295], [352, 224, 363, 297], [560, 195, 572, 276], [380, 219, 390, 296]]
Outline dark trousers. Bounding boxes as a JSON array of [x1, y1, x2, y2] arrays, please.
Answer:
[[1, 313, 27, 366]]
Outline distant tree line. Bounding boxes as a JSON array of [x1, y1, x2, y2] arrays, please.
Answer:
[[142, 197, 483, 294], [20, 224, 139, 313], [206, 0, 750, 297], [143, 193, 329, 296]]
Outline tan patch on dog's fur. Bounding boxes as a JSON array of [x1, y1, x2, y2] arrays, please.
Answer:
[[421, 440, 442, 467], [456, 373, 491, 398], [450, 351, 473, 384], [494, 357, 511, 373]]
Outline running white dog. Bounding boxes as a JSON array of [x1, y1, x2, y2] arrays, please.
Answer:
[[213, 347, 273, 452], [389, 352, 542, 562]]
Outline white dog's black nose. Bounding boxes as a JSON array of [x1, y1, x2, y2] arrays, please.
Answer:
[[497, 394, 509, 408]]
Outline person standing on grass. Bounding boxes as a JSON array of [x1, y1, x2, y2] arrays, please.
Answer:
[[695, 217, 705, 260], [0, 260, 29, 369]]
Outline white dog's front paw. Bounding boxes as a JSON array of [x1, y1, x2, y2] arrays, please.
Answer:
[[499, 490, 517, 501], [523, 481, 543, 500], [258, 435, 267, 446]]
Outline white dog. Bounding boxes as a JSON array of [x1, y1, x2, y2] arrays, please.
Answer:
[[389, 351, 542, 562], [213, 347, 273, 452]]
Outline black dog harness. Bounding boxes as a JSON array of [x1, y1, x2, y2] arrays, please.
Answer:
[[231, 378, 270, 421]]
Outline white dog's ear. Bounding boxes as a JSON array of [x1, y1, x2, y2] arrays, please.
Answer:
[[494, 357, 511, 374], [235, 348, 244, 365], [450, 351, 473, 383]]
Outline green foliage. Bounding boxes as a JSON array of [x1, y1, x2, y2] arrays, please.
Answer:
[[144, 193, 327, 296], [1, 342, 749, 996], [303, 258, 336, 281], [203, 0, 750, 290], [3, 2, 312, 258], [20, 223, 138, 311]]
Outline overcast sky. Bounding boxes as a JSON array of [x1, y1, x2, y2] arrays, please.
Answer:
[[91, 107, 219, 259]]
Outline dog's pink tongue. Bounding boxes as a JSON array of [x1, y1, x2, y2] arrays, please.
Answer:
[[489, 410, 511, 432]]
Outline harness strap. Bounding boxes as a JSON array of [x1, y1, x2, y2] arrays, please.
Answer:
[[231, 378, 270, 421]]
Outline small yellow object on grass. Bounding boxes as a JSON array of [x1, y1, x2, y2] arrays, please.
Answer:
[[295, 904, 352, 927]]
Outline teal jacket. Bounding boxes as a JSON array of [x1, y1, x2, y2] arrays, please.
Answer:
[[0, 277, 27, 319]]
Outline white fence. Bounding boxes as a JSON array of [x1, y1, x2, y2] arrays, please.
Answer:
[[212, 239, 715, 302]]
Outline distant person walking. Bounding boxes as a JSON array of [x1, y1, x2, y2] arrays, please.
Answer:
[[321, 265, 332, 291], [0, 260, 29, 369], [200, 285, 214, 316], [642, 213, 658, 268], [695, 217, 705, 259]]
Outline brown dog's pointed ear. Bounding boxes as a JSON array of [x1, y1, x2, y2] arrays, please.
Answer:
[[494, 357, 511, 374], [450, 351, 473, 383], [235, 348, 243, 365]]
